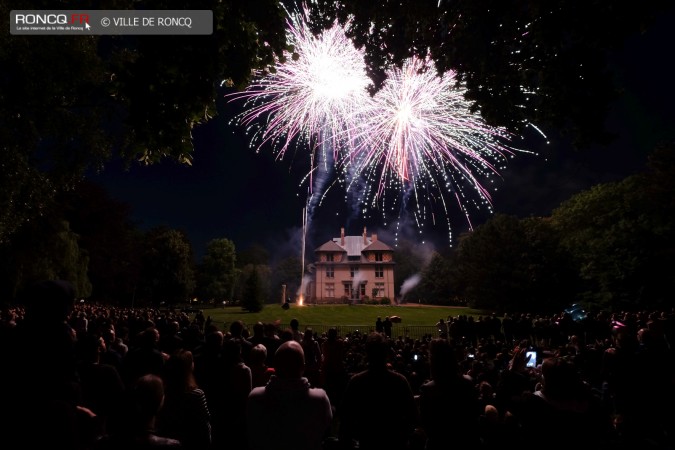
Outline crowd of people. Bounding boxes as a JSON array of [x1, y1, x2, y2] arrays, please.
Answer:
[[0, 280, 674, 450]]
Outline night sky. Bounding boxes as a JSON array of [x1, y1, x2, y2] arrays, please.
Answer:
[[90, 8, 675, 261]]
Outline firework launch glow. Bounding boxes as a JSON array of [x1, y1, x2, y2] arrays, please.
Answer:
[[227, 7, 541, 243]]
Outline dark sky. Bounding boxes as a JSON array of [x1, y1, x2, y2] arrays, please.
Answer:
[[90, 9, 675, 261]]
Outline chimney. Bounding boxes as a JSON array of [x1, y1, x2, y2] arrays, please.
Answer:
[[341, 227, 345, 246], [363, 226, 367, 244], [372, 233, 378, 242]]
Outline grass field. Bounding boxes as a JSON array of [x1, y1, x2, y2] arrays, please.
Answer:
[[198, 303, 485, 331]]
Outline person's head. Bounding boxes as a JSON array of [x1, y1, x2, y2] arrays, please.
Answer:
[[222, 338, 243, 364], [540, 357, 582, 400], [290, 318, 299, 331], [303, 328, 314, 341], [428, 338, 458, 380], [280, 328, 294, 342], [132, 374, 165, 427], [163, 349, 196, 393], [274, 340, 305, 379], [230, 320, 245, 338], [250, 344, 268, 367], [205, 330, 224, 349], [22, 279, 76, 324], [365, 332, 388, 368]]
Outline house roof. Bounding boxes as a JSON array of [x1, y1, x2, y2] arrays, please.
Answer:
[[315, 240, 344, 252], [363, 240, 394, 251], [315, 233, 393, 255]]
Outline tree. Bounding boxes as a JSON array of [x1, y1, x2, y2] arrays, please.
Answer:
[[0, 0, 289, 243], [309, 0, 670, 148], [58, 181, 142, 304], [449, 214, 577, 313], [416, 250, 455, 305], [237, 243, 271, 267], [241, 265, 265, 312], [0, 218, 92, 303], [551, 144, 675, 310], [138, 227, 196, 306], [197, 238, 237, 304]]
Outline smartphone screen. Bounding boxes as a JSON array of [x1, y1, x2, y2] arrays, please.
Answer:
[[526, 351, 537, 368]]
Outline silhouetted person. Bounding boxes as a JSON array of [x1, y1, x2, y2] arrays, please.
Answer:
[[96, 374, 182, 449], [418, 338, 481, 450], [383, 316, 393, 338], [1, 280, 93, 449], [247, 340, 333, 450], [338, 332, 418, 450], [157, 349, 211, 450]]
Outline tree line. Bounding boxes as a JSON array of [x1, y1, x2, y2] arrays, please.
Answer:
[[1, 141, 672, 313], [405, 142, 675, 313]]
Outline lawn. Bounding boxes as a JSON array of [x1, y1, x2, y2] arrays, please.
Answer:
[[197, 303, 486, 331]]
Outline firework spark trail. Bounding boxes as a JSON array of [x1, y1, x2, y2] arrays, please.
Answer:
[[227, 9, 542, 243], [227, 8, 372, 164], [344, 56, 529, 233]]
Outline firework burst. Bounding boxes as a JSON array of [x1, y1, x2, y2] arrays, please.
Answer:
[[227, 7, 371, 162], [344, 56, 534, 235], [227, 9, 542, 244]]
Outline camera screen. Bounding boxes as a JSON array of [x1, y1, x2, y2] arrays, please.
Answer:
[[526, 351, 537, 368]]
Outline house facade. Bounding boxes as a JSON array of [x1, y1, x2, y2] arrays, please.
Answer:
[[307, 227, 395, 303]]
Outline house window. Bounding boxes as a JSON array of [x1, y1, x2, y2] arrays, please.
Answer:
[[375, 252, 383, 261], [350, 265, 359, 278], [325, 283, 335, 298], [343, 283, 352, 297], [326, 265, 334, 278], [375, 266, 384, 278], [375, 282, 384, 297], [327, 253, 334, 262]]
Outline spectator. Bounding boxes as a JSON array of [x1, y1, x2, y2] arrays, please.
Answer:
[[517, 357, 612, 450], [383, 316, 393, 338], [75, 332, 125, 438], [338, 332, 418, 450], [375, 317, 384, 334], [210, 338, 252, 450], [249, 343, 275, 388], [157, 349, 211, 450], [301, 327, 322, 387], [247, 340, 333, 450], [1, 280, 94, 449], [229, 320, 253, 365], [96, 374, 182, 449], [290, 318, 303, 342], [320, 327, 348, 409], [435, 318, 448, 339], [122, 326, 167, 388], [418, 338, 481, 450]]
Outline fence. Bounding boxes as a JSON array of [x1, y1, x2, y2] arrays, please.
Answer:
[[243, 323, 440, 341]]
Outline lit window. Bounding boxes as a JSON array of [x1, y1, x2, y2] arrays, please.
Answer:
[[375, 282, 384, 297]]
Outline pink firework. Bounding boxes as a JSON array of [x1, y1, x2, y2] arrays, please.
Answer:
[[345, 56, 532, 231]]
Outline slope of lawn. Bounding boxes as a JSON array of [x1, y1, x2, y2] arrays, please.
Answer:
[[198, 304, 486, 330]]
